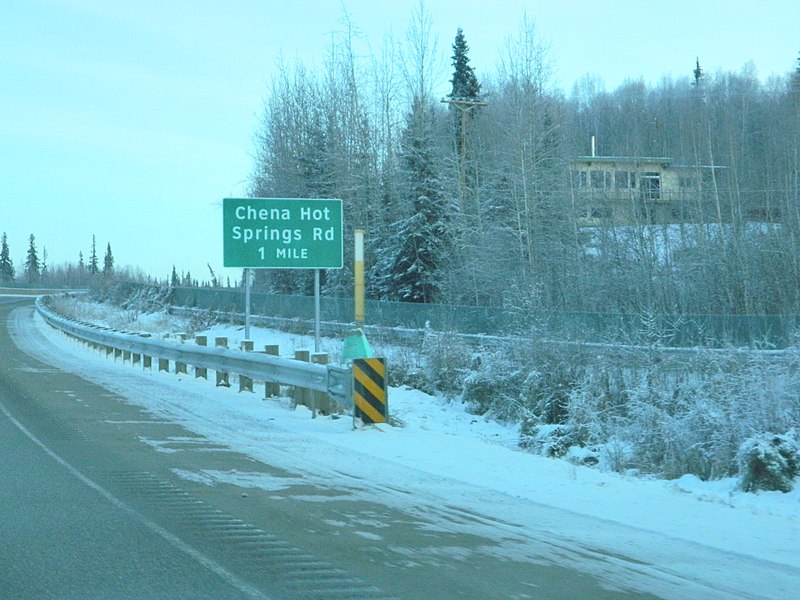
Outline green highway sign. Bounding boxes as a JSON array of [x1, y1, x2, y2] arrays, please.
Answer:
[[223, 198, 343, 269]]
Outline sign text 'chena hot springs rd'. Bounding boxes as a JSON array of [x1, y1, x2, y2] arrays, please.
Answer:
[[223, 198, 343, 269]]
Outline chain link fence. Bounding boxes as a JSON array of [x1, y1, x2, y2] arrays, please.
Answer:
[[170, 286, 798, 349]]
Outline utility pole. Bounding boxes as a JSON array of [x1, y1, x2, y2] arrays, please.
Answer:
[[441, 97, 487, 189]]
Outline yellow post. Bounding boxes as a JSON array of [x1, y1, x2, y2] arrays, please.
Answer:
[[354, 229, 365, 329]]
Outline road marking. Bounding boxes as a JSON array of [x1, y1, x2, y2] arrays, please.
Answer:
[[0, 399, 271, 600]]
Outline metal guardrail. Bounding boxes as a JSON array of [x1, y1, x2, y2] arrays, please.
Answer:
[[35, 297, 353, 408]]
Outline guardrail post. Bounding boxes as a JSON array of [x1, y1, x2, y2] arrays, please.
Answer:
[[240, 340, 254, 392], [293, 349, 310, 408], [264, 344, 280, 398], [141, 334, 152, 369], [175, 333, 188, 375], [158, 334, 170, 372], [215, 337, 230, 387], [311, 352, 329, 417], [195, 335, 208, 379]]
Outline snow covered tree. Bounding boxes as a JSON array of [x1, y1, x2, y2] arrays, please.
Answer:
[[102, 243, 114, 276], [474, 16, 572, 310], [737, 431, 800, 493], [371, 5, 450, 303], [24, 234, 40, 283], [88, 235, 99, 275], [0, 232, 14, 282], [380, 97, 450, 303]]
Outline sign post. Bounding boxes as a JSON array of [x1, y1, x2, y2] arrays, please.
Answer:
[[244, 268, 251, 340], [223, 198, 344, 347], [354, 229, 365, 329]]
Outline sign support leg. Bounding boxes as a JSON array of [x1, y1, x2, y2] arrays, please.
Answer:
[[244, 268, 251, 340], [314, 269, 321, 353]]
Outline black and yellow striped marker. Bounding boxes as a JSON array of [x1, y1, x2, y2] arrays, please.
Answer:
[[353, 358, 387, 424]]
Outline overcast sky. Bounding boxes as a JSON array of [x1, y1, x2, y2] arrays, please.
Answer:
[[1, 0, 798, 283]]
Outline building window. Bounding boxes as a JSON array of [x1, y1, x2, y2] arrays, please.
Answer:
[[615, 170, 635, 189], [639, 172, 661, 199], [679, 176, 696, 188], [589, 170, 614, 189], [571, 170, 589, 188]]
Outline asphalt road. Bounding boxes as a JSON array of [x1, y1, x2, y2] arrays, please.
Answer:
[[1, 296, 664, 599]]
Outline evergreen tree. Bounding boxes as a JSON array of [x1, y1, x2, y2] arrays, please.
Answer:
[[102, 243, 114, 275], [0, 232, 15, 282], [24, 234, 40, 283], [446, 28, 484, 174], [448, 28, 481, 100], [170, 265, 180, 287], [379, 98, 450, 303], [692, 57, 704, 88], [88, 235, 99, 274], [78, 251, 85, 271]]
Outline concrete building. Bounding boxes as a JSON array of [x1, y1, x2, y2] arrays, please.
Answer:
[[568, 155, 725, 226]]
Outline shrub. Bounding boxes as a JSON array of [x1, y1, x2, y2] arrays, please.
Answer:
[[422, 332, 474, 396], [737, 430, 800, 493], [519, 420, 584, 458], [387, 348, 434, 395], [462, 352, 526, 420], [521, 362, 582, 425]]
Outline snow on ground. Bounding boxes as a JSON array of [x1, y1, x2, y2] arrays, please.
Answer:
[[8, 298, 800, 599]]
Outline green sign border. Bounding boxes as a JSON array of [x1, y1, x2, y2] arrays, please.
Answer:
[[223, 198, 343, 269]]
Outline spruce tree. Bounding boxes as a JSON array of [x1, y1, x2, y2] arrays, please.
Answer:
[[103, 243, 114, 275], [0, 232, 15, 282], [692, 57, 704, 88], [24, 234, 40, 283], [446, 28, 483, 167], [448, 28, 481, 100], [380, 98, 450, 303], [88, 235, 99, 274]]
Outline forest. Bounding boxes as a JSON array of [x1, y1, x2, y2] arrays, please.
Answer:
[[245, 6, 800, 486], [248, 8, 800, 329]]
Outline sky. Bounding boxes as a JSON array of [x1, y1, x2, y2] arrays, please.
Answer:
[[1, 0, 798, 283], [10, 297, 800, 598]]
